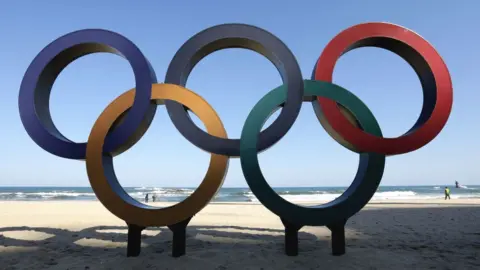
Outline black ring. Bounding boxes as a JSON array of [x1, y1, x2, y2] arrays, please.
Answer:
[[164, 24, 304, 157]]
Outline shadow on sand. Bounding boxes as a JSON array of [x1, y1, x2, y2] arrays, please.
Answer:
[[0, 206, 479, 269]]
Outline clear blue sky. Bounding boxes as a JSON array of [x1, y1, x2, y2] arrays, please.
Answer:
[[0, 0, 477, 187]]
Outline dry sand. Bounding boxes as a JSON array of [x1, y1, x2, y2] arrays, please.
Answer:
[[0, 199, 479, 269]]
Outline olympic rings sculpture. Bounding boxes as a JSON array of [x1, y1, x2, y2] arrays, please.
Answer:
[[18, 22, 453, 257]]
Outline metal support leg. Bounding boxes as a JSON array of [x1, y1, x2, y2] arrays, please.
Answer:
[[167, 217, 192, 257], [127, 223, 145, 257], [327, 219, 347, 256], [281, 217, 304, 256]]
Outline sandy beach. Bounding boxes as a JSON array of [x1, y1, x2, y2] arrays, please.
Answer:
[[0, 199, 479, 269]]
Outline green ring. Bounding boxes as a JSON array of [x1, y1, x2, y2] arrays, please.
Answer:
[[240, 80, 386, 226]]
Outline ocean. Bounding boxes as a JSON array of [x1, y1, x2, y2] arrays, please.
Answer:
[[0, 185, 478, 202]]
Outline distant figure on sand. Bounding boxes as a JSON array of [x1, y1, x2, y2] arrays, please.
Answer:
[[152, 194, 156, 202], [455, 181, 459, 188], [444, 187, 451, 200], [145, 193, 149, 203]]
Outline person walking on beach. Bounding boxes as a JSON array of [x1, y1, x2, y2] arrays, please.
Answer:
[[152, 194, 156, 202], [145, 193, 149, 203], [444, 187, 451, 200]]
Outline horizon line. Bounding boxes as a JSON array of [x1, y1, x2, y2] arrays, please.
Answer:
[[0, 184, 472, 188]]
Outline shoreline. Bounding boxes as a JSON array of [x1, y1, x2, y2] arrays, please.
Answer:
[[2, 186, 478, 204], [1, 198, 479, 205], [1, 200, 479, 269]]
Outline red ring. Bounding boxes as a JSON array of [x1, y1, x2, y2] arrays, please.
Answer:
[[314, 22, 453, 155]]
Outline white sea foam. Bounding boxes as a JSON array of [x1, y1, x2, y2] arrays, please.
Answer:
[[243, 190, 479, 202], [1, 187, 479, 201], [0, 191, 96, 199]]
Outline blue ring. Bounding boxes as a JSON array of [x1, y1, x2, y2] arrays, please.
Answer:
[[18, 29, 157, 160]]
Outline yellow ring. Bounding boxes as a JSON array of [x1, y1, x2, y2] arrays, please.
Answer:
[[86, 83, 228, 227]]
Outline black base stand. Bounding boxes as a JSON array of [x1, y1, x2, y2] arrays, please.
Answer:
[[167, 217, 192, 258], [127, 223, 145, 257], [280, 217, 348, 256], [281, 218, 304, 256], [326, 219, 347, 256], [126, 216, 192, 258]]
